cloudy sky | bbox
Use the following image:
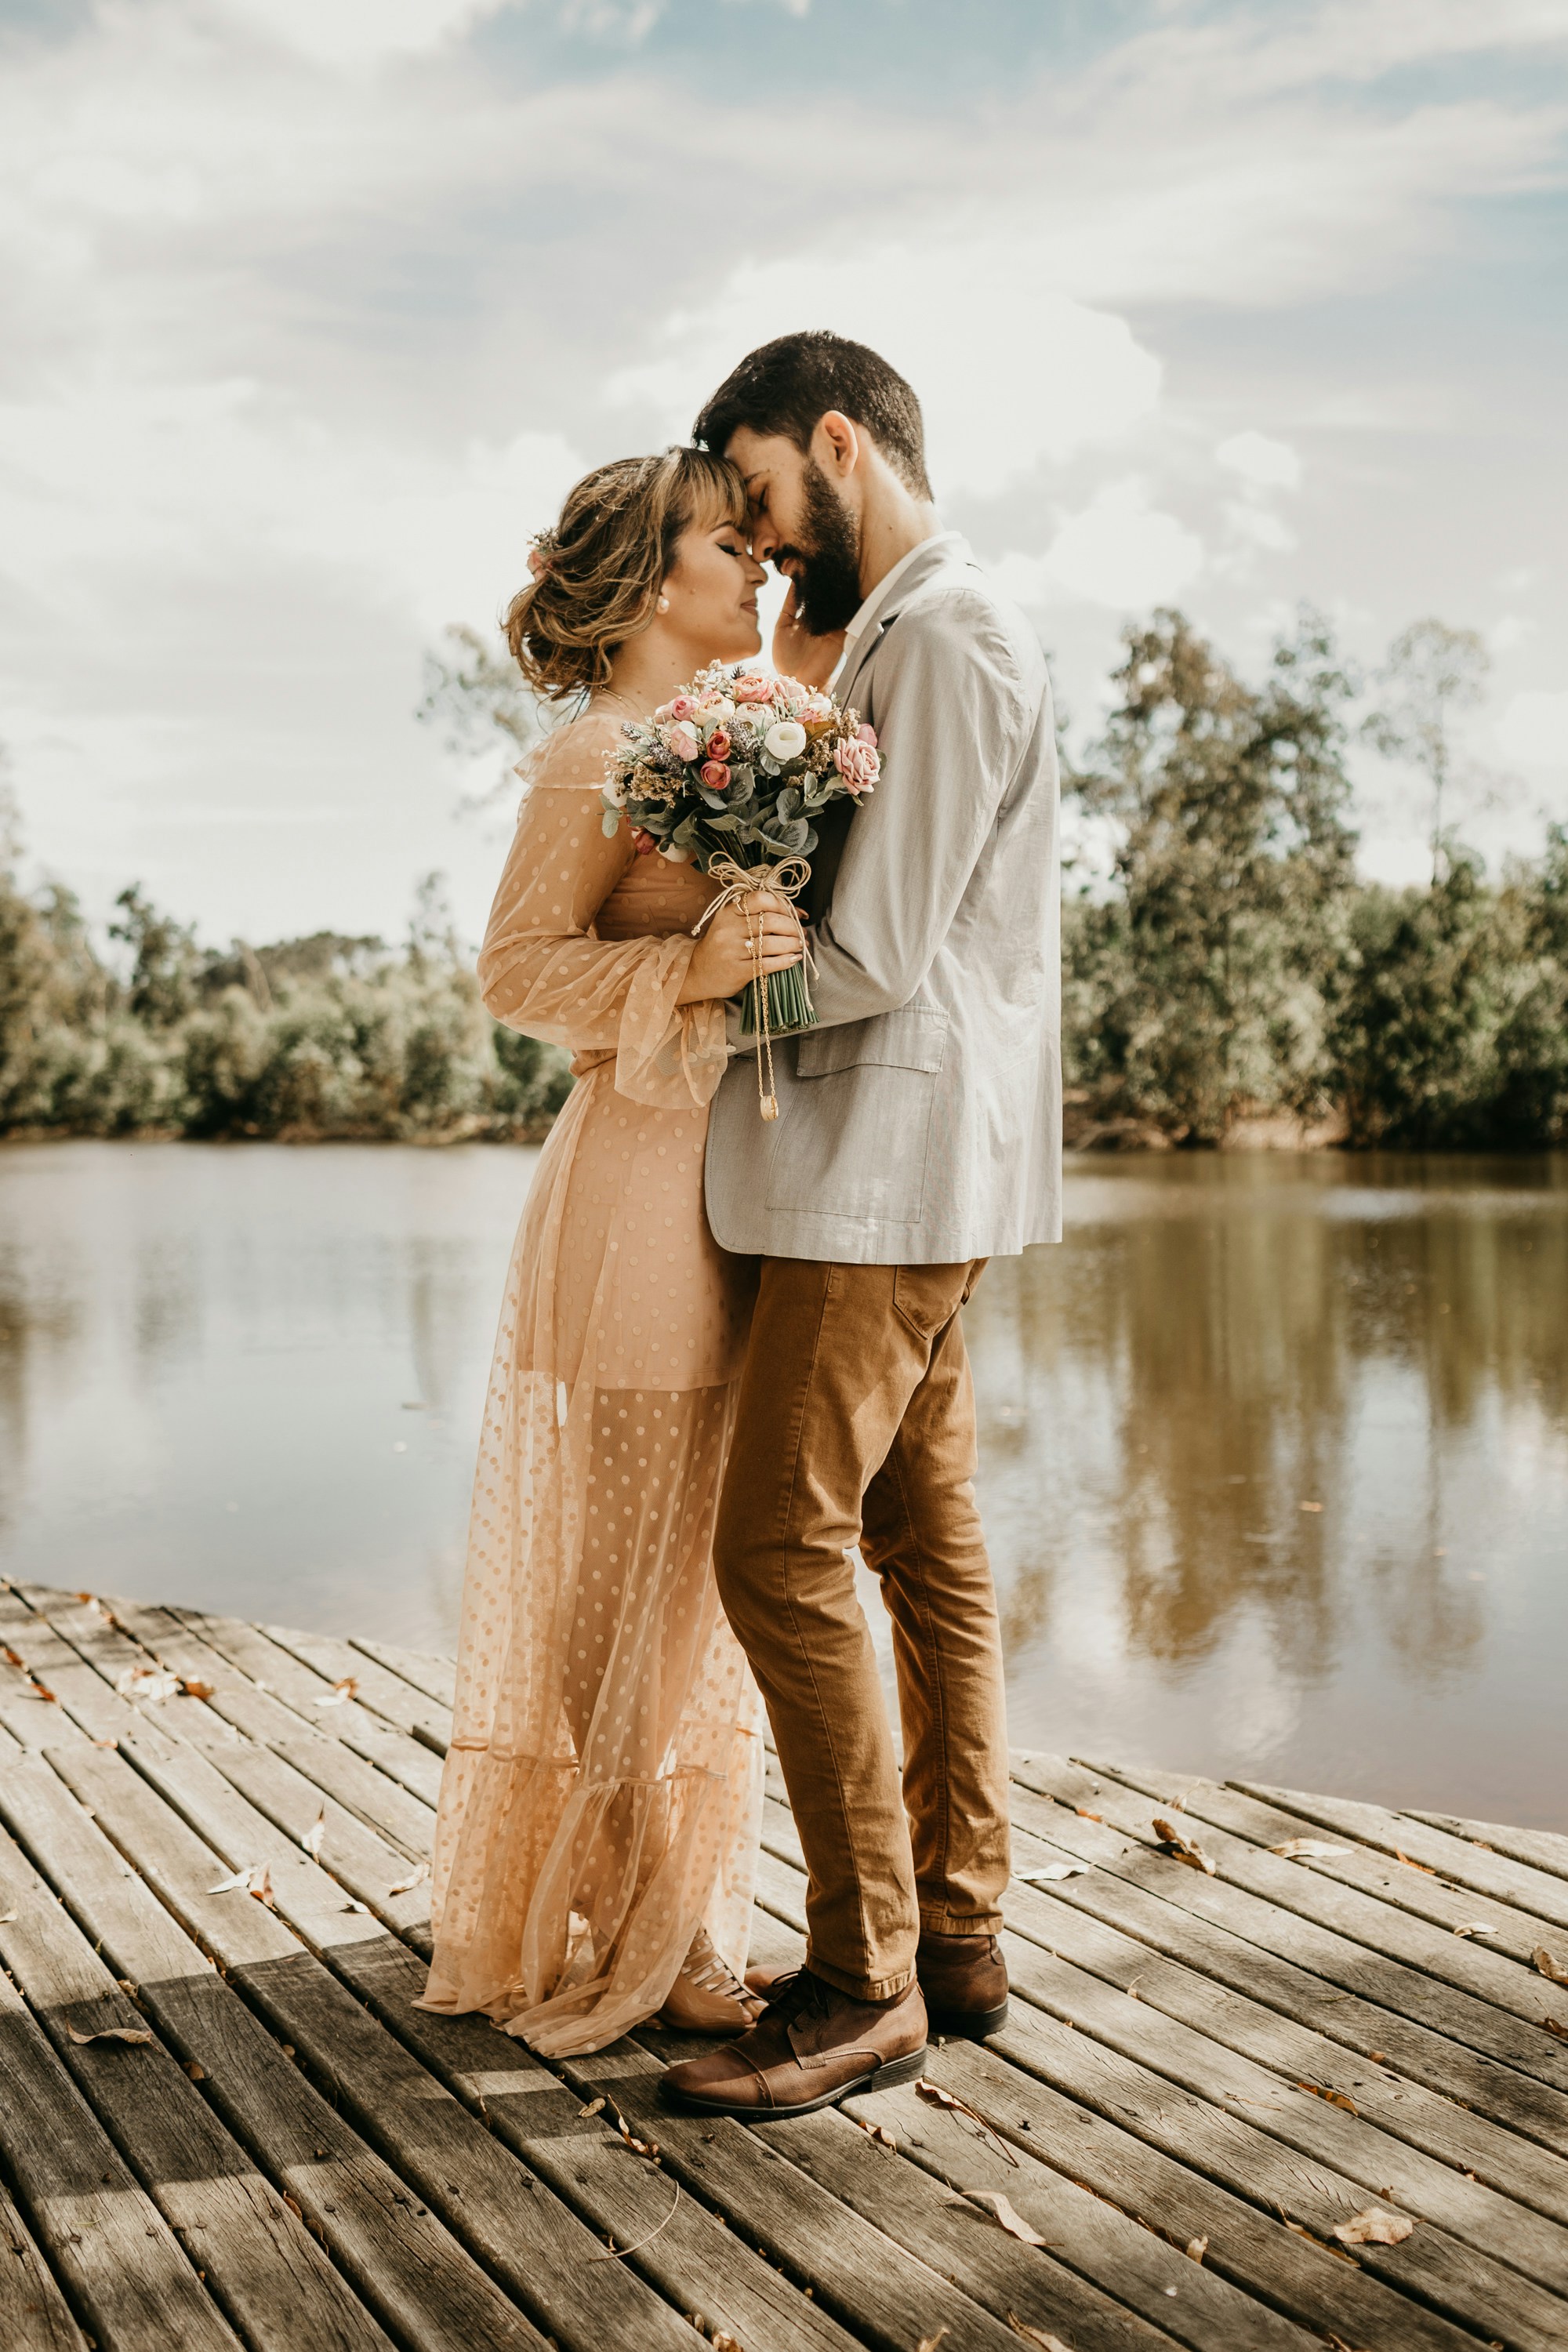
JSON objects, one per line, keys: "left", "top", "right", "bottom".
{"left": 3, "top": 0, "right": 1566, "bottom": 948}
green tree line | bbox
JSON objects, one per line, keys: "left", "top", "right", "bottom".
{"left": 2, "top": 608, "right": 1564, "bottom": 1146}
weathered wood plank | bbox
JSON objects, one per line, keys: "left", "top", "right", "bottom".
{"left": 956, "top": 1802, "right": 1568, "bottom": 2220}
{"left": 1082, "top": 1756, "right": 1568, "bottom": 1982}
{"left": 0, "top": 1925, "right": 241, "bottom": 2352}
{"left": 114, "top": 1730, "right": 853, "bottom": 2352}
{"left": 0, "top": 1824, "right": 394, "bottom": 2352}
{"left": 347, "top": 1640, "right": 456, "bottom": 1710}
{"left": 1017, "top": 1755, "right": 1568, "bottom": 2095}
{"left": 1410, "top": 1808, "right": 1568, "bottom": 1886}
{"left": 1000, "top": 1766, "right": 1568, "bottom": 2159}
{"left": 728, "top": 1917, "right": 1311, "bottom": 2352}
{"left": 169, "top": 1613, "right": 446, "bottom": 1800}
{"left": 750, "top": 1850, "right": 1482, "bottom": 2352}
{"left": 0, "top": 2174, "right": 91, "bottom": 2352}
{"left": 267, "top": 1734, "right": 434, "bottom": 1860}
{"left": 1239, "top": 1779, "right": 1568, "bottom": 1938}
{"left": 259, "top": 1627, "right": 451, "bottom": 1753}
{"left": 0, "top": 1585, "right": 141, "bottom": 1744}
{"left": 0, "top": 1752, "right": 553, "bottom": 2352}
{"left": 0, "top": 1649, "right": 88, "bottom": 1751}
{"left": 567, "top": 2031, "right": 1173, "bottom": 2352}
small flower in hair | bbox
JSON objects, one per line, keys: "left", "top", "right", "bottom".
{"left": 527, "top": 526, "right": 560, "bottom": 579}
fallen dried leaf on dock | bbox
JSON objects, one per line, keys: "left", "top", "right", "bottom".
{"left": 850, "top": 2113, "right": 898, "bottom": 2150}
{"left": 114, "top": 1664, "right": 182, "bottom": 1705}
{"left": 1333, "top": 2207, "right": 1414, "bottom": 2246}
{"left": 206, "top": 1862, "right": 274, "bottom": 1905}
{"left": 313, "top": 1677, "right": 358, "bottom": 1708}
{"left": 971, "top": 2192, "right": 1046, "bottom": 2246}
{"left": 1185, "top": 2235, "right": 1208, "bottom": 2263}
{"left": 916, "top": 2077, "right": 1019, "bottom": 2164}
{"left": 1014, "top": 1862, "right": 1091, "bottom": 1885}
{"left": 1271, "top": 1838, "right": 1352, "bottom": 1860}
{"left": 300, "top": 1809, "right": 326, "bottom": 1859}
{"left": 1394, "top": 1849, "right": 1436, "bottom": 1875}
{"left": 1152, "top": 1818, "right": 1216, "bottom": 1875}
{"left": 578, "top": 2096, "right": 606, "bottom": 2118}
{"left": 1298, "top": 2081, "right": 1357, "bottom": 2115}
{"left": 915, "top": 2329, "right": 949, "bottom": 2352}
{"left": 387, "top": 1861, "right": 431, "bottom": 1895}
{"left": 1006, "top": 2320, "right": 1069, "bottom": 2352}
{"left": 68, "top": 2024, "right": 154, "bottom": 2046}
{"left": 0, "top": 1911, "right": 15, "bottom": 1923}
{"left": 1452, "top": 1922, "right": 1497, "bottom": 1938}
{"left": 1534, "top": 1947, "right": 1568, "bottom": 1987}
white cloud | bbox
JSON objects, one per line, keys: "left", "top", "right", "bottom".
{"left": 1217, "top": 431, "right": 1302, "bottom": 491}
{"left": 1498, "top": 691, "right": 1568, "bottom": 767}
{"left": 210, "top": 0, "right": 512, "bottom": 66}
{"left": 610, "top": 245, "right": 1162, "bottom": 501}
{"left": 996, "top": 481, "right": 1204, "bottom": 615}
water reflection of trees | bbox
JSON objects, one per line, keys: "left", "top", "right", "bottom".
{"left": 969, "top": 1162, "right": 1568, "bottom": 1692}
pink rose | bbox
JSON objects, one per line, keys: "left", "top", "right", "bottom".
{"left": 774, "top": 676, "right": 809, "bottom": 703}
{"left": 734, "top": 673, "right": 775, "bottom": 703}
{"left": 666, "top": 720, "right": 700, "bottom": 761}
{"left": 856, "top": 722, "right": 877, "bottom": 746}
{"left": 706, "top": 728, "right": 731, "bottom": 760}
{"left": 700, "top": 760, "right": 731, "bottom": 791}
{"left": 833, "top": 738, "right": 880, "bottom": 793}
{"left": 632, "top": 828, "right": 657, "bottom": 855}
{"left": 668, "top": 695, "right": 695, "bottom": 721}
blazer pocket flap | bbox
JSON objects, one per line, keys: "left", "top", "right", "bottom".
{"left": 794, "top": 1006, "right": 949, "bottom": 1080}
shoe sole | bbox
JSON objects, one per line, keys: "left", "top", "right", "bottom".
{"left": 661, "top": 2044, "right": 929, "bottom": 2118}
{"left": 922, "top": 1998, "right": 1009, "bottom": 2039}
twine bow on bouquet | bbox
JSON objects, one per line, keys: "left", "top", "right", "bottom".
{"left": 691, "top": 853, "right": 814, "bottom": 1121}
{"left": 600, "top": 662, "right": 881, "bottom": 1122}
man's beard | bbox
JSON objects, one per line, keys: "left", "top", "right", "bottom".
{"left": 778, "top": 457, "right": 863, "bottom": 637}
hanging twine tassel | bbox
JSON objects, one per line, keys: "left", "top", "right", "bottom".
{"left": 692, "top": 855, "right": 812, "bottom": 1123}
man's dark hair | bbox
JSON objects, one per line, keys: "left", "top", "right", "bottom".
{"left": 693, "top": 331, "right": 932, "bottom": 501}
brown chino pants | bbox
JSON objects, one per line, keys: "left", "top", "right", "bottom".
{"left": 713, "top": 1258, "right": 1011, "bottom": 2001}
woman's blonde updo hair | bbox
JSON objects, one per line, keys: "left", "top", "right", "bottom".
{"left": 505, "top": 446, "right": 748, "bottom": 702}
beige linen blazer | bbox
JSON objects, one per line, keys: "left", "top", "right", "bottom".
{"left": 704, "top": 532, "right": 1061, "bottom": 1265}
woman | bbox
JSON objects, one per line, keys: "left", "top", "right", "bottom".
{"left": 418, "top": 448, "right": 804, "bottom": 2056}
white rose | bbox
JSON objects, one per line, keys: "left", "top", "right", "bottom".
{"left": 764, "top": 720, "right": 808, "bottom": 762}
{"left": 706, "top": 696, "right": 735, "bottom": 723}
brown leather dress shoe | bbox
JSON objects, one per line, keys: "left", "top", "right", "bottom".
{"left": 661, "top": 1969, "right": 927, "bottom": 2116}
{"left": 917, "top": 1929, "right": 1009, "bottom": 2037}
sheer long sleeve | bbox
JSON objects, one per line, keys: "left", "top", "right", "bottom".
{"left": 477, "top": 718, "right": 729, "bottom": 1109}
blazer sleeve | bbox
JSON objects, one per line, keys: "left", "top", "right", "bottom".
{"left": 477, "top": 720, "right": 730, "bottom": 1109}
{"left": 805, "top": 586, "right": 1037, "bottom": 1026}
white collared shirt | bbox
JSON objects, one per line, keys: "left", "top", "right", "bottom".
{"left": 832, "top": 528, "right": 964, "bottom": 688}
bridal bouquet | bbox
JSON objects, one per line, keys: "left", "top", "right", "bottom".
{"left": 601, "top": 664, "right": 879, "bottom": 1051}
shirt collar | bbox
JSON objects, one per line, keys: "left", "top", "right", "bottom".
{"left": 832, "top": 529, "right": 964, "bottom": 687}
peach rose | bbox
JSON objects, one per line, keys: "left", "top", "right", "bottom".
{"left": 668, "top": 695, "right": 695, "bottom": 721}
{"left": 856, "top": 722, "right": 878, "bottom": 746}
{"left": 706, "top": 728, "right": 731, "bottom": 760}
{"left": 833, "top": 738, "right": 880, "bottom": 793}
{"left": 700, "top": 760, "right": 731, "bottom": 790}
{"left": 665, "top": 721, "right": 700, "bottom": 761}
{"left": 734, "top": 673, "right": 775, "bottom": 703}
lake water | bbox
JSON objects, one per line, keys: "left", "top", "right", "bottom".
{"left": 2, "top": 1142, "right": 1564, "bottom": 1828}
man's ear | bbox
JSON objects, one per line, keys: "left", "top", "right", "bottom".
{"left": 814, "top": 411, "right": 860, "bottom": 481}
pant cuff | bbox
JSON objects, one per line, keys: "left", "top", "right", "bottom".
{"left": 806, "top": 1949, "right": 916, "bottom": 2003}
{"left": 917, "top": 1907, "right": 1006, "bottom": 1936}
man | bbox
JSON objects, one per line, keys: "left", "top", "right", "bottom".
{"left": 663, "top": 332, "right": 1061, "bottom": 2117}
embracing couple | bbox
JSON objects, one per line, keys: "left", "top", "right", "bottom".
{"left": 419, "top": 332, "right": 1062, "bottom": 2118}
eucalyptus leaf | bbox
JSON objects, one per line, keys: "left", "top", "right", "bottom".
{"left": 601, "top": 812, "right": 622, "bottom": 837}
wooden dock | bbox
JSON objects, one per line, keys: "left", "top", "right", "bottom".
{"left": 2, "top": 1580, "right": 1568, "bottom": 2352}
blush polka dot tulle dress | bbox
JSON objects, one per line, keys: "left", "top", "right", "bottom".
{"left": 417, "top": 711, "right": 764, "bottom": 2056}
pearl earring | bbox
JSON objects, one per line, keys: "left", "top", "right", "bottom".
{"left": 657, "top": 594, "right": 670, "bottom": 613}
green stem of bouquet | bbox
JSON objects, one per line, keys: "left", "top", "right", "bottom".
{"left": 739, "top": 962, "right": 815, "bottom": 1037}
